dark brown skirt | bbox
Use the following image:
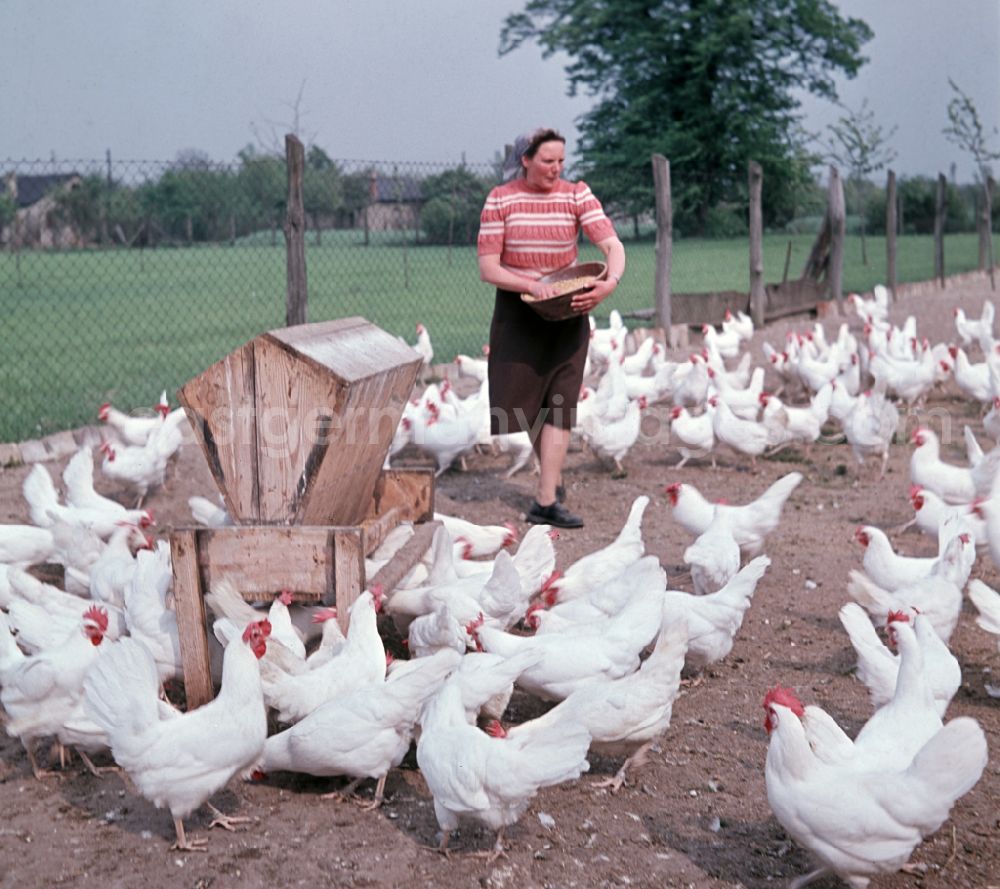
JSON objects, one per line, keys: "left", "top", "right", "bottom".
{"left": 488, "top": 288, "right": 589, "bottom": 436}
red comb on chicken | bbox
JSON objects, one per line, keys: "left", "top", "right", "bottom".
{"left": 763, "top": 685, "right": 804, "bottom": 732}
{"left": 485, "top": 720, "right": 508, "bottom": 739}
{"left": 98, "top": 402, "right": 111, "bottom": 421}
{"left": 465, "top": 612, "right": 486, "bottom": 652}
{"left": 310, "top": 607, "right": 338, "bottom": 624}
{"left": 278, "top": 588, "right": 294, "bottom": 606}
{"left": 664, "top": 482, "right": 681, "bottom": 506}
{"left": 370, "top": 583, "right": 386, "bottom": 612}
{"left": 539, "top": 570, "right": 562, "bottom": 607}
{"left": 854, "top": 527, "right": 871, "bottom": 548}
{"left": 502, "top": 522, "right": 519, "bottom": 549}
{"left": 82, "top": 605, "right": 110, "bottom": 645}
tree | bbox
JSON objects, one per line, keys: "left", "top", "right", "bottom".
{"left": 500, "top": 0, "right": 872, "bottom": 234}
{"left": 822, "top": 98, "right": 897, "bottom": 264}
{"left": 303, "top": 145, "right": 343, "bottom": 245}
{"left": 419, "top": 167, "right": 492, "bottom": 247}
{"left": 943, "top": 78, "right": 1000, "bottom": 275}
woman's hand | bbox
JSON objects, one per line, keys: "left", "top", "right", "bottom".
{"left": 571, "top": 277, "right": 616, "bottom": 313}
{"left": 529, "top": 279, "right": 559, "bottom": 300}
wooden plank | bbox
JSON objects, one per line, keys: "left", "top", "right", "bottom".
{"left": 368, "top": 468, "right": 435, "bottom": 523}
{"left": 177, "top": 339, "right": 259, "bottom": 523}
{"left": 196, "top": 526, "right": 334, "bottom": 598}
{"left": 284, "top": 134, "right": 308, "bottom": 327}
{"left": 170, "top": 529, "right": 214, "bottom": 710}
{"left": 270, "top": 316, "right": 423, "bottom": 383}
{"left": 300, "top": 358, "right": 422, "bottom": 527}
{"left": 360, "top": 506, "right": 402, "bottom": 556}
{"left": 332, "top": 529, "right": 365, "bottom": 633}
{"left": 252, "top": 335, "right": 343, "bottom": 524}
{"left": 369, "top": 520, "right": 441, "bottom": 599}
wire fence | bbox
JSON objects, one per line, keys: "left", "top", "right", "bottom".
{"left": 1, "top": 154, "right": 995, "bottom": 444}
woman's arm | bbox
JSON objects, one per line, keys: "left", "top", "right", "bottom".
{"left": 570, "top": 236, "right": 625, "bottom": 313}
{"left": 479, "top": 254, "right": 558, "bottom": 299}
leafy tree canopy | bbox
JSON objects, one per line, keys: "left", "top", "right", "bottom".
{"left": 500, "top": 0, "right": 872, "bottom": 232}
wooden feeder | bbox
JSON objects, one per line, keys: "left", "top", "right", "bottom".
{"left": 170, "top": 317, "right": 439, "bottom": 708}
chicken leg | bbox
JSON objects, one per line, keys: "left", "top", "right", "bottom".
{"left": 591, "top": 740, "right": 656, "bottom": 794}
{"left": 206, "top": 802, "right": 252, "bottom": 833}
{"left": 171, "top": 818, "right": 207, "bottom": 852}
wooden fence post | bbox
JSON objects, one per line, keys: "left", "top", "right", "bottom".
{"left": 982, "top": 177, "right": 996, "bottom": 290}
{"left": 885, "top": 169, "right": 897, "bottom": 301}
{"left": 827, "top": 165, "right": 846, "bottom": 312}
{"left": 748, "top": 160, "right": 765, "bottom": 328}
{"left": 284, "top": 133, "right": 308, "bottom": 326}
{"left": 934, "top": 172, "right": 947, "bottom": 287}
{"left": 652, "top": 154, "right": 672, "bottom": 332}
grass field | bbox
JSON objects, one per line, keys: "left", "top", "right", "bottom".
{"left": 0, "top": 230, "right": 992, "bottom": 443}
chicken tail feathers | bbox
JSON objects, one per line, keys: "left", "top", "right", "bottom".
{"left": 22, "top": 464, "right": 59, "bottom": 528}
{"left": 507, "top": 715, "right": 591, "bottom": 790}
{"left": 968, "top": 579, "right": 1000, "bottom": 635}
{"left": 83, "top": 637, "right": 161, "bottom": 739}
{"left": 846, "top": 569, "right": 896, "bottom": 623}
{"left": 900, "top": 717, "right": 988, "bottom": 834}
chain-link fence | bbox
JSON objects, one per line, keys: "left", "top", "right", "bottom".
{"left": 1, "top": 154, "right": 994, "bottom": 443}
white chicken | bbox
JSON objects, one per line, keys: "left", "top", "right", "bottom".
{"left": 663, "top": 555, "right": 770, "bottom": 669}
{"left": 0, "top": 604, "right": 110, "bottom": 779}
{"left": 948, "top": 345, "right": 993, "bottom": 402}
{"left": 722, "top": 308, "right": 754, "bottom": 342}
{"left": 259, "top": 648, "right": 462, "bottom": 808}
{"left": 98, "top": 397, "right": 163, "bottom": 446}
{"left": 668, "top": 405, "right": 716, "bottom": 469}
{"left": 506, "top": 617, "right": 688, "bottom": 793}
{"left": 760, "top": 384, "right": 832, "bottom": 452}
{"left": 683, "top": 508, "right": 741, "bottom": 595}
{"left": 413, "top": 322, "right": 434, "bottom": 373}
{"left": 709, "top": 395, "right": 776, "bottom": 466}
{"left": 954, "top": 301, "right": 995, "bottom": 352}
{"left": 538, "top": 495, "right": 648, "bottom": 606}
{"left": 909, "top": 426, "right": 976, "bottom": 505}
{"left": 416, "top": 676, "right": 591, "bottom": 858}
{"left": 846, "top": 531, "right": 974, "bottom": 643}
{"left": 902, "top": 485, "right": 986, "bottom": 546}
{"left": 122, "top": 543, "right": 183, "bottom": 683}
{"left": 434, "top": 512, "right": 518, "bottom": 559}
{"left": 853, "top": 524, "right": 939, "bottom": 592}
{"left": 87, "top": 522, "right": 152, "bottom": 609}
{"left": 967, "top": 580, "right": 1000, "bottom": 695}
{"left": 838, "top": 604, "right": 961, "bottom": 717}
{"left": 763, "top": 684, "right": 987, "bottom": 889}
{"left": 701, "top": 323, "right": 742, "bottom": 360}
{"left": 22, "top": 463, "right": 154, "bottom": 538}
{"left": 252, "top": 588, "right": 386, "bottom": 724}
{"left": 469, "top": 583, "right": 664, "bottom": 701}
{"left": 83, "top": 623, "right": 270, "bottom": 851}
{"left": 581, "top": 395, "right": 645, "bottom": 477}
{"left": 665, "top": 472, "right": 802, "bottom": 558}
{"left": 409, "top": 388, "right": 482, "bottom": 476}
{"left": 840, "top": 384, "right": 900, "bottom": 478}
{"left": 0, "top": 523, "right": 55, "bottom": 566}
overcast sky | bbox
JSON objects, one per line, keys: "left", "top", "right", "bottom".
{"left": 4, "top": 0, "right": 998, "bottom": 180}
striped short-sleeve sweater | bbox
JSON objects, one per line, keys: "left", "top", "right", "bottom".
{"left": 477, "top": 178, "right": 616, "bottom": 279}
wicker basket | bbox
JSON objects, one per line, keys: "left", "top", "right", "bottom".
{"left": 520, "top": 261, "right": 608, "bottom": 322}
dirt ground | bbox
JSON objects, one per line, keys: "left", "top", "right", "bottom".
{"left": 1, "top": 279, "right": 999, "bottom": 889}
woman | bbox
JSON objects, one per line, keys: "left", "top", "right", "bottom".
{"left": 478, "top": 128, "right": 626, "bottom": 529}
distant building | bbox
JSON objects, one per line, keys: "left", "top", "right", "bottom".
{"left": 1, "top": 172, "right": 84, "bottom": 248}
{"left": 365, "top": 170, "right": 424, "bottom": 231}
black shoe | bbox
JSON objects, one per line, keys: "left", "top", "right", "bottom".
{"left": 555, "top": 484, "right": 566, "bottom": 503}
{"left": 527, "top": 499, "right": 583, "bottom": 529}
